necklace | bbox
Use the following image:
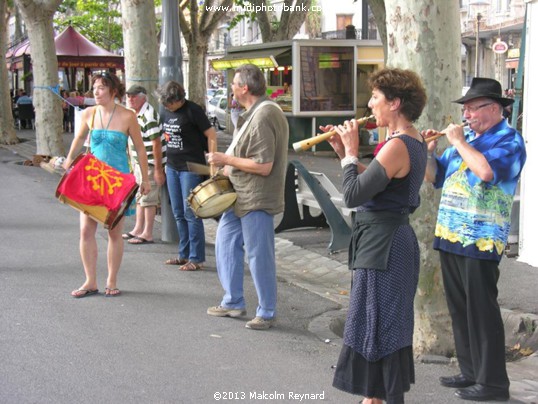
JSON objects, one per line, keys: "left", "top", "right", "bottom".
{"left": 98, "top": 103, "right": 117, "bottom": 132}
{"left": 389, "top": 123, "right": 414, "bottom": 139}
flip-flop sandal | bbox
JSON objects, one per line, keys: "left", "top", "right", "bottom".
{"left": 122, "top": 232, "right": 136, "bottom": 240}
{"left": 179, "top": 262, "right": 203, "bottom": 271}
{"left": 165, "top": 258, "right": 188, "bottom": 265}
{"left": 71, "top": 288, "right": 99, "bottom": 298}
{"left": 128, "top": 236, "right": 154, "bottom": 245}
{"left": 105, "top": 287, "right": 122, "bottom": 297}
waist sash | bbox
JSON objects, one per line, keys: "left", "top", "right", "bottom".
{"left": 349, "top": 210, "right": 410, "bottom": 271}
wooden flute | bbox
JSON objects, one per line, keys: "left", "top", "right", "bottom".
{"left": 425, "top": 121, "right": 470, "bottom": 143}
{"left": 292, "top": 115, "right": 375, "bottom": 152}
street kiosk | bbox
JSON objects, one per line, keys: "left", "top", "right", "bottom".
{"left": 211, "top": 39, "right": 384, "bottom": 151}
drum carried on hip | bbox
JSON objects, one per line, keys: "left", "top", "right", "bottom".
{"left": 56, "top": 153, "right": 138, "bottom": 229}
{"left": 188, "top": 175, "right": 237, "bottom": 218}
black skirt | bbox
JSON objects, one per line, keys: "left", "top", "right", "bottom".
{"left": 333, "top": 344, "right": 415, "bottom": 403}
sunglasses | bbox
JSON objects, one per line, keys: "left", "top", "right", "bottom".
{"left": 94, "top": 71, "right": 113, "bottom": 81}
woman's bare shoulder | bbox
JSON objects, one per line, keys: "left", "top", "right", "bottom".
{"left": 82, "top": 105, "right": 96, "bottom": 117}
{"left": 375, "top": 137, "right": 409, "bottom": 175}
{"left": 79, "top": 106, "right": 97, "bottom": 126}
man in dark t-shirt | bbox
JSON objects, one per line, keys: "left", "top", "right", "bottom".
{"left": 160, "top": 99, "right": 212, "bottom": 170}
{"left": 156, "top": 81, "right": 217, "bottom": 271}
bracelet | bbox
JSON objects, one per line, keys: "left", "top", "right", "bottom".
{"left": 340, "top": 156, "right": 359, "bottom": 168}
{"left": 427, "top": 153, "right": 436, "bottom": 160}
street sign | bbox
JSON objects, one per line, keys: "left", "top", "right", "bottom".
{"left": 492, "top": 40, "right": 509, "bottom": 54}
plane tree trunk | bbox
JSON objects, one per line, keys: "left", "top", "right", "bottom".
{"left": 372, "top": 0, "right": 464, "bottom": 356}
{"left": 14, "top": 0, "right": 64, "bottom": 156}
{"left": 0, "top": 0, "right": 19, "bottom": 145}
{"left": 120, "top": 0, "right": 159, "bottom": 108}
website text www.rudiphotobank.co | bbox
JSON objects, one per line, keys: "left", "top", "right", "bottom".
{"left": 203, "top": 2, "right": 322, "bottom": 14}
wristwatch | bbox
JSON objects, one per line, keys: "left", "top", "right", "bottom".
{"left": 340, "top": 156, "right": 359, "bottom": 168}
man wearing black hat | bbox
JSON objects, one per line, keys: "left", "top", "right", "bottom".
{"left": 424, "top": 78, "right": 527, "bottom": 402}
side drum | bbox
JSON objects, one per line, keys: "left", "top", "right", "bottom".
{"left": 56, "top": 153, "right": 138, "bottom": 229}
{"left": 188, "top": 175, "right": 237, "bottom": 218}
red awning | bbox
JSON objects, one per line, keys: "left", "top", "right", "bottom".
{"left": 54, "top": 26, "right": 118, "bottom": 57}
{"left": 5, "top": 26, "right": 124, "bottom": 69}
{"left": 13, "top": 40, "right": 30, "bottom": 58}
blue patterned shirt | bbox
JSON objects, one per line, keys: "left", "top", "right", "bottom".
{"left": 433, "top": 119, "right": 526, "bottom": 261}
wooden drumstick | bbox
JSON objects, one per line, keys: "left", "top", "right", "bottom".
{"left": 187, "top": 161, "right": 211, "bottom": 176}
{"left": 210, "top": 163, "right": 217, "bottom": 176}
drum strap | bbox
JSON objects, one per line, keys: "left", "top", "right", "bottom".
{"left": 225, "top": 100, "right": 282, "bottom": 156}
{"left": 85, "top": 109, "right": 97, "bottom": 154}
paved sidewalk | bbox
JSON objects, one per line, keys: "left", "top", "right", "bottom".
{"left": 3, "top": 129, "right": 537, "bottom": 402}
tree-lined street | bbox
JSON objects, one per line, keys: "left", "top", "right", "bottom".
{"left": 2, "top": 1, "right": 537, "bottom": 401}
{"left": 0, "top": 145, "right": 455, "bottom": 404}
{"left": 1, "top": 131, "right": 537, "bottom": 403}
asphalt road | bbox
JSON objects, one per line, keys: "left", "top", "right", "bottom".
{"left": 0, "top": 143, "right": 510, "bottom": 403}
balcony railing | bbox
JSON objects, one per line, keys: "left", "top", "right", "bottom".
{"left": 461, "top": 15, "right": 525, "bottom": 38}
{"left": 321, "top": 28, "right": 378, "bottom": 40}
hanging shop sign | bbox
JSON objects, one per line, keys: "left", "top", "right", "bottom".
{"left": 492, "top": 39, "right": 509, "bottom": 54}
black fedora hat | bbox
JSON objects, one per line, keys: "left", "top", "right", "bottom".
{"left": 454, "top": 77, "right": 514, "bottom": 107}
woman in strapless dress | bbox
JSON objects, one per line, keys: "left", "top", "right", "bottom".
{"left": 64, "top": 72, "right": 151, "bottom": 298}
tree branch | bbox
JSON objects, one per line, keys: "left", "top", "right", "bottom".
{"left": 249, "top": 0, "right": 272, "bottom": 42}
{"left": 178, "top": 0, "right": 192, "bottom": 43}
{"left": 201, "top": 0, "right": 233, "bottom": 36}
{"left": 281, "top": 0, "right": 311, "bottom": 40}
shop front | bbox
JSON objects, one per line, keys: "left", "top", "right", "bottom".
{"left": 211, "top": 39, "right": 384, "bottom": 152}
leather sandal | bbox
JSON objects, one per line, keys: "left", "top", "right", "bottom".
{"left": 179, "top": 261, "right": 203, "bottom": 271}
{"left": 165, "top": 258, "right": 188, "bottom": 265}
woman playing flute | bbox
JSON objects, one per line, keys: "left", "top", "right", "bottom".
{"left": 324, "top": 68, "right": 427, "bottom": 404}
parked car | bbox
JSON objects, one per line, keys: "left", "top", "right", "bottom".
{"left": 206, "top": 87, "right": 226, "bottom": 112}
{"left": 213, "top": 87, "right": 227, "bottom": 99}
{"left": 206, "top": 88, "right": 218, "bottom": 103}
{"left": 206, "top": 94, "right": 220, "bottom": 118}
{"left": 208, "top": 94, "right": 228, "bottom": 130}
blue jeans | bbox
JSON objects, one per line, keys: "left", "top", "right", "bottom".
{"left": 165, "top": 167, "right": 205, "bottom": 263}
{"left": 215, "top": 209, "right": 277, "bottom": 319}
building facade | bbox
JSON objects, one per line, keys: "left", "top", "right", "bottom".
{"left": 518, "top": 0, "right": 536, "bottom": 266}
{"left": 205, "top": 0, "right": 375, "bottom": 90}
{"left": 460, "top": 0, "right": 526, "bottom": 89}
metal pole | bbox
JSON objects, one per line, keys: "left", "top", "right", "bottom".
{"left": 475, "top": 14, "right": 482, "bottom": 77}
{"left": 222, "top": 28, "right": 231, "bottom": 132}
{"left": 158, "top": 0, "right": 183, "bottom": 243}
{"left": 223, "top": 32, "right": 228, "bottom": 86}
{"left": 159, "top": 0, "right": 184, "bottom": 86}
{"left": 511, "top": 4, "right": 527, "bottom": 129}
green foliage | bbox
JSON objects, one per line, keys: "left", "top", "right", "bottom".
{"left": 228, "top": 0, "right": 258, "bottom": 30}
{"left": 54, "top": 0, "right": 123, "bottom": 51}
{"left": 226, "top": 0, "right": 309, "bottom": 42}
{"left": 20, "top": 71, "right": 32, "bottom": 81}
